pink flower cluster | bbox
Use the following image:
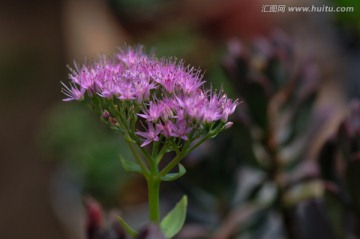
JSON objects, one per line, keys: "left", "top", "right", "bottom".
{"left": 63, "top": 46, "right": 238, "bottom": 146}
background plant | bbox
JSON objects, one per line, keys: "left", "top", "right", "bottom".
{"left": 318, "top": 100, "right": 360, "bottom": 239}
{"left": 169, "top": 31, "right": 326, "bottom": 239}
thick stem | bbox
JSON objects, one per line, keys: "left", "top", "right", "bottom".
{"left": 147, "top": 177, "right": 161, "bottom": 223}
{"left": 148, "top": 141, "right": 161, "bottom": 224}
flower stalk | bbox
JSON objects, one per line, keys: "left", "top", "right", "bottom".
{"left": 147, "top": 176, "right": 161, "bottom": 223}
{"left": 62, "top": 45, "right": 238, "bottom": 236}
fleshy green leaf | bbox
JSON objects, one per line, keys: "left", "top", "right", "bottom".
{"left": 118, "top": 215, "right": 138, "bottom": 237}
{"left": 160, "top": 195, "right": 188, "bottom": 238}
{"left": 161, "top": 164, "right": 186, "bottom": 181}
{"left": 119, "top": 155, "right": 142, "bottom": 174}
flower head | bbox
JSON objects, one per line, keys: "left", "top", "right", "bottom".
{"left": 62, "top": 45, "right": 238, "bottom": 147}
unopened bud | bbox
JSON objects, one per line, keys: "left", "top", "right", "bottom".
{"left": 108, "top": 117, "right": 119, "bottom": 127}
{"left": 224, "top": 121, "right": 233, "bottom": 129}
{"left": 102, "top": 110, "right": 110, "bottom": 120}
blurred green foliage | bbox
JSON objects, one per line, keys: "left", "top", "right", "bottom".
{"left": 40, "top": 103, "right": 132, "bottom": 206}
{"left": 332, "top": 0, "right": 360, "bottom": 23}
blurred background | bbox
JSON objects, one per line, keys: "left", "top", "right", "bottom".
{"left": 0, "top": 0, "right": 359, "bottom": 238}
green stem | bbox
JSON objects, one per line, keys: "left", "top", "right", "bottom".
{"left": 152, "top": 140, "right": 160, "bottom": 159}
{"left": 186, "top": 123, "right": 224, "bottom": 154}
{"left": 156, "top": 145, "right": 168, "bottom": 164}
{"left": 126, "top": 141, "right": 150, "bottom": 176}
{"left": 159, "top": 153, "right": 183, "bottom": 177}
{"left": 147, "top": 176, "right": 161, "bottom": 223}
{"left": 137, "top": 142, "right": 153, "bottom": 161}
{"left": 148, "top": 141, "right": 161, "bottom": 223}
{"left": 168, "top": 139, "right": 180, "bottom": 154}
{"left": 160, "top": 141, "right": 190, "bottom": 177}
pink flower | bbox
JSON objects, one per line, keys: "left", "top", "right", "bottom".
{"left": 136, "top": 123, "right": 161, "bottom": 147}
{"left": 156, "top": 121, "right": 175, "bottom": 138}
{"left": 176, "top": 93, "right": 206, "bottom": 120}
{"left": 151, "top": 61, "right": 178, "bottom": 93}
{"left": 138, "top": 101, "right": 163, "bottom": 122}
{"left": 170, "top": 119, "right": 192, "bottom": 140}
{"left": 220, "top": 97, "right": 239, "bottom": 121}
{"left": 117, "top": 45, "right": 148, "bottom": 65}
{"left": 62, "top": 45, "right": 238, "bottom": 147}
{"left": 61, "top": 82, "right": 85, "bottom": 101}
{"left": 177, "top": 68, "right": 205, "bottom": 94}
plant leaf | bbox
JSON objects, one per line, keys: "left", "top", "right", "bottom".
{"left": 161, "top": 164, "right": 186, "bottom": 181}
{"left": 119, "top": 155, "right": 142, "bottom": 174}
{"left": 160, "top": 195, "right": 188, "bottom": 238}
{"left": 118, "top": 215, "right": 138, "bottom": 237}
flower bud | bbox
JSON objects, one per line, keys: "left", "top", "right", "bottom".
{"left": 224, "top": 121, "right": 233, "bottom": 129}
{"left": 102, "top": 110, "right": 110, "bottom": 120}
{"left": 108, "top": 117, "right": 119, "bottom": 127}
